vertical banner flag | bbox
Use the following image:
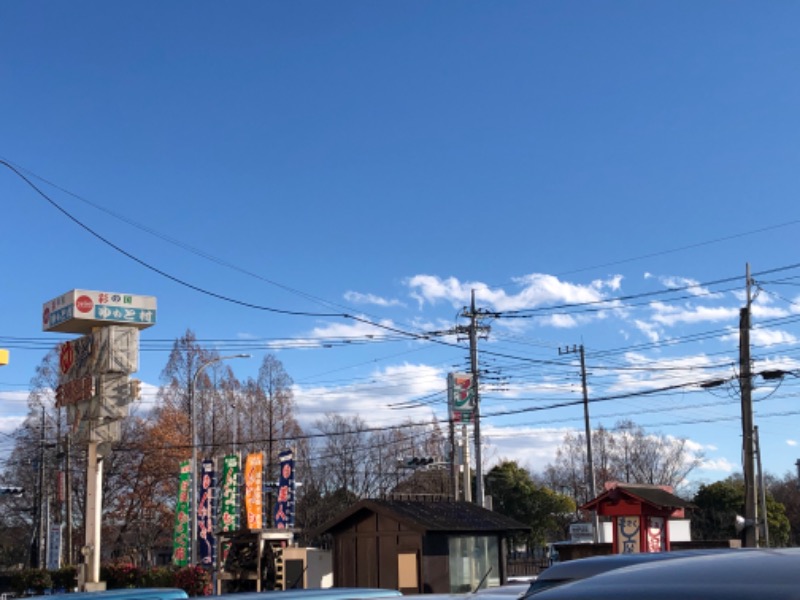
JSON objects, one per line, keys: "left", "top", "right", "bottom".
{"left": 244, "top": 453, "right": 263, "bottom": 529}
{"left": 173, "top": 460, "right": 191, "bottom": 566}
{"left": 447, "top": 372, "right": 475, "bottom": 422}
{"left": 198, "top": 459, "right": 216, "bottom": 566}
{"left": 47, "top": 524, "right": 63, "bottom": 571}
{"left": 273, "top": 449, "right": 295, "bottom": 529}
{"left": 219, "top": 455, "right": 240, "bottom": 563}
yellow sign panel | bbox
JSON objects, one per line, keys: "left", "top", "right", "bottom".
{"left": 0, "top": 349, "right": 8, "bottom": 366}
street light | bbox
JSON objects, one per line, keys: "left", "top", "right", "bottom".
{"left": 190, "top": 353, "right": 250, "bottom": 567}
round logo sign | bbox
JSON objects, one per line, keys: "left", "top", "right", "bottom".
{"left": 42, "top": 307, "right": 50, "bottom": 327}
{"left": 75, "top": 295, "right": 94, "bottom": 313}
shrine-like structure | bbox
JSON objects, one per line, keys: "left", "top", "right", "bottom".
{"left": 581, "top": 483, "right": 693, "bottom": 553}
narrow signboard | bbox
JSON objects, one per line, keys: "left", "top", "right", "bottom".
{"left": 173, "top": 460, "right": 191, "bottom": 566}
{"left": 219, "top": 455, "right": 239, "bottom": 563}
{"left": 244, "top": 453, "right": 263, "bottom": 530}
{"left": 273, "top": 449, "right": 295, "bottom": 529}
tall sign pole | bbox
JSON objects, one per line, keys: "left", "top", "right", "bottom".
{"left": 43, "top": 289, "right": 156, "bottom": 590}
{"left": 84, "top": 434, "right": 103, "bottom": 585}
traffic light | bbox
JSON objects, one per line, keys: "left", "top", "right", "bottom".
{"left": 0, "top": 486, "right": 23, "bottom": 496}
{"left": 399, "top": 457, "right": 437, "bottom": 468}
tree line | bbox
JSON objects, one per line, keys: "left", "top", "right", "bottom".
{"left": 1, "top": 328, "right": 798, "bottom": 569}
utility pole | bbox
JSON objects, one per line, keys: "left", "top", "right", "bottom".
{"left": 740, "top": 263, "right": 758, "bottom": 547}
{"left": 560, "top": 344, "right": 598, "bottom": 542}
{"left": 459, "top": 290, "right": 490, "bottom": 507}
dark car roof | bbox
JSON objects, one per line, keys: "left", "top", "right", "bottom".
{"left": 532, "top": 548, "right": 740, "bottom": 585}
{"left": 533, "top": 548, "right": 800, "bottom": 600}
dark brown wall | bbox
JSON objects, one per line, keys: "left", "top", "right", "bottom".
{"left": 332, "top": 510, "right": 424, "bottom": 591}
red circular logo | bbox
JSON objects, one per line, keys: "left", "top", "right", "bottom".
{"left": 76, "top": 295, "right": 94, "bottom": 313}
{"left": 42, "top": 307, "right": 50, "bottom": 327}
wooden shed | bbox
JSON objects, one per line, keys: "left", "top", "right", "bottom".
{"left": 316, "top": 499, "right": 530, "bottom": 594}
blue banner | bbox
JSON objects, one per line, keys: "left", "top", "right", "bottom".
{"left": 273, "top": 450, "right": 295, "bottom": 529}
{"left": 198, "top": 459, "right": 216, "bottom": 566}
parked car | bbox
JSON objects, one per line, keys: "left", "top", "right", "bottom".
{"left": 215, "top": 588, "right": 403, "bottom": 599}
{"left": 531, "top": 548, "right": 800, "bottom": 600}
{"left": 28, "top": 589, "right": 188, "bottom": 600}
{"left": 522, "top": 548, "right": 744, "bottom": 597}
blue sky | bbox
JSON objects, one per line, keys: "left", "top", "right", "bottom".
{"left": 3, "top": 1, "right": 800, "bottom": 489}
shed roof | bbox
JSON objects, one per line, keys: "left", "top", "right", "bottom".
{"left": 316, "top": 499, "right": 531, "bottom": 536}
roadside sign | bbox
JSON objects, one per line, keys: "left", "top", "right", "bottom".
{"left": 448, "top": 372, "right": 475, "bottom": 422}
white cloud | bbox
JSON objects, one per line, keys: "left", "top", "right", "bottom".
{"left": 267, "top": 317, "right": 405, "bottom": 349}
{"left": 293, "top": 362, "right": 446, "bottom": 429}
{"left": 405, "top": 273, "right": 623, "bottom": 313}
{"left": 481, "top": 426, "right": 568, "bottom": 473}
{"left": 633, "top": 319, "right": 660, "bottom": 342}
{"left": 344, "top": 291, "right": 405, "bottom": 308}
{"left": 699, "top": 457, "right": 736, "bottom": 473}
{"left": 749, "top": 328, "right": 798, "bottom": 347}
{"left": 787, "top": 440, "right": 797, "bottom": 447}
{"left": 649, "top": 302, "right": 738, "bottom": 327}
{"left": 658, "top": 275, "right": 720, "bottom": 298}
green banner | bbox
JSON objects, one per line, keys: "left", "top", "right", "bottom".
{"left": 172, "top": 459, "right": 191, "bottom": 566}
{"left": 219, "top": 455, "right": 239, "bottom": 563}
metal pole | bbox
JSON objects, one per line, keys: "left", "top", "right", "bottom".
{"left": 190, "top": 354, "right": 250, "bottom": 567}
{"left": 84, "top": 440, "right": 103, "bottom": 589}
{"left": 65, "top": 434, "right": 72, "bottom": 566}
{"left": 755, "top": 426, "right": 769, "bottom": 547}
{"left": 232, "top": 396, "right": 238, "bottom": 455}
{"left": 450, "top": 417, "right": 458, "bottom": 500}
{"left": 462, "top": 425, "right": 472, "bottom": 502}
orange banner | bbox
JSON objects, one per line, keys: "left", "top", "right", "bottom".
{"left": 244, "top": 453, "right": 263, "bottom": 529}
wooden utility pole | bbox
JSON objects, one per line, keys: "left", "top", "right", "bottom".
{"left": 459, "top": 291, "right": 490, "bottom": 507}
{"left": 740, "top": 263, "right": 758, "bottom": 547}
{"left": 560, "top": 344, "right": 599, "bottom": 542}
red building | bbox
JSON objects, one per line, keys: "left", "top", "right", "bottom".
{"left": 581, "top": 483, "right": 693, "bottom": 553}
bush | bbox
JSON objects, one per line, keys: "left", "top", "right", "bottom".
{"left": 10, "top": 569, "right": 52, "bottom": 595}
{"left": 174, "top": 565, "right": 212, "bottom": 596}
{"left": 51, "top": 566, "right": 78, "bottom": 592}
{"left": 141, "top": 565, "right": 178, "bottom": 588}
{"left": 101, "top": 562, "right": 144, "bottom": 589}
